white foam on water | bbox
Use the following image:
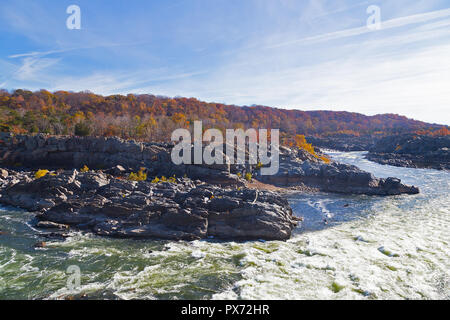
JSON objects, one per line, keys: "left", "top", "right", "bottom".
{"left": 0, "top": 151, "right": 449, "bottom": 299}
{"left": 214, "top": 152, "right": 449, "bottom": 300}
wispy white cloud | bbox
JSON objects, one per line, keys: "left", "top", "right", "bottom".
{"left": 206, "top": 44, "right": 450, "bottom": 124}
{"left": 311, "top": 1, "right": 371, "bottom": 19}
{"left": 8, "top": 41, "right": 151, "bottom": 59}
{"left": 14, "top": 57, "right": 60, "bottom": 81}
{"left": 150, "top": 7, "right": 450, "bottom": 125}
{"left": 8, "top": 49, "right": 68, "bottom": 59}
{"left": 49, "top": 69, "right": 208, "bottom": 95}
{"left": 266, "top": 7, "right": 450, "bottom": 48}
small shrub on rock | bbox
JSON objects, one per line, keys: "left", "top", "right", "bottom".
{"left": 35, "top": 169, "right": 49, "bottom": 179}
{"left": 151, "top": 177, "right": 160, "bottom": 183}
{"left": 128, "top": 168, "right": 147, "bottom": 181}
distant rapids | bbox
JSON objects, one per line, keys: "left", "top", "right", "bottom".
{"left": 0, "top": 151, "right": 448, "bottom": 299}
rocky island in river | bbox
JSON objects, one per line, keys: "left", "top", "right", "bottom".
{"left": 366, "top": 134, "right": 450, "bottom": 170}
{"left": 0, "top": 133, "right": 419, "bottom": 241}
{"left": 306, "top": 133, "right": 450, "bottom": 171}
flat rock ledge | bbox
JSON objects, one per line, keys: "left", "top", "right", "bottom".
{"left": 0, "top": 170, "right": 299, "bottom": 241}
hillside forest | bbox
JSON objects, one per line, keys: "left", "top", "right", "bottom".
{"left": 1, "top": 89, "right": 448, "bottom": 146}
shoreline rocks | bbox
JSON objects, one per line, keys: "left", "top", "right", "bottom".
{"left": 0, "top": 133, "right": 420, "bottom": 195}
{"left": 254, "top": 146, "right": 419, "bottom": 195}
{"left": 366, "top": 134, "right": 450, "bottom": 170}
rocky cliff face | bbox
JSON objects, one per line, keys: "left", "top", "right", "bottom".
{"left": 0, "top": 169, "right": 298, "bottom": 241}
{"left": 0, "top": 133, "right": 240, "bottom": 185}
{"left": 367, "top": 134, "right": 450, "bottom": 170}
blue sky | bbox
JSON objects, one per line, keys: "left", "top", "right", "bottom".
{"left": 1, "top": 0, "right": 449, "bottom": 125}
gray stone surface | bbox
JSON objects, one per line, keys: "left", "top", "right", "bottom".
{"left": 0, "top": 170, "right": 298, "bottom": 241}
{"left": 366, "top": 134, "right": 450, "bottom": 170}
{"left": 255, "top": 146, "right": 420, "bottom": 195}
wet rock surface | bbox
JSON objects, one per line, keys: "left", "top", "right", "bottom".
{"left": 366, "top": 134, "right": 450, "bottom": 170}
{"left": 0, "top": 170, "right": 298, "bottom": 241}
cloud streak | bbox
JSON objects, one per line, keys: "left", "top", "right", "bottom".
{"left": 8, "top": 41, "right": 151, "bottom": 59}
{"left": 13, "top": 57, "right": 60, "bottom": 81}
{"left": 266, "top": 7, "right": 450, "bottom": 48}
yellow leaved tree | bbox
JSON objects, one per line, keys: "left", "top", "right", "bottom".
{"left": 295, "top": 135, "right": 330, "bottom": 164}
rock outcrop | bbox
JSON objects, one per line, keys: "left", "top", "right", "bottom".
{"left": 255, "top": 147, "right": 420, "bottom": 195}
{"left": 0, "top": 134, "right": 423, "bottom": 242}
{"left": 366, "top": 134, "right": 450, "bottom": 170}
{"left": 0, "top": 170, "right": 298, "bottom": 241}
{"left": 0, "top": 133, "right": 420, "bottom": 195}
{"left": 0, "top": 133, "right": 241, "bottom": 186}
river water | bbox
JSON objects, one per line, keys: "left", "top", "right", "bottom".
{"left": 0, "top": 152, "right": 448, "bottom": 299}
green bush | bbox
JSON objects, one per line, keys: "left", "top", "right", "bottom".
{"left": 74, "top": 122, "right": 92, "bottom": 137}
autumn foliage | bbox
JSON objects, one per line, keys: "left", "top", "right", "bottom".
{"left": 34, "top": 169, "right": 49, "bottom": 179}
{"left": 414, "top": 128, "right": 450, "bottom": 137}
{"left": 295, "top": 135, "right": 330, "bottom": 163}
{"left": 0, "top": 89, "right": 447, "bottom": 145}
{"left": 128, "top": 168, "right": 147, "bottom": 181}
